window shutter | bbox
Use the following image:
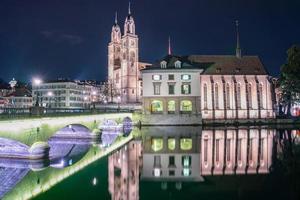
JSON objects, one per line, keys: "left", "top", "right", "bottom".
{"left": 188, "top": 85, "right": 191, "bottom": 94}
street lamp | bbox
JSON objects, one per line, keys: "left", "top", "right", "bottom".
{"left": 32, "top": 78, "right": 42, "bottom": 107}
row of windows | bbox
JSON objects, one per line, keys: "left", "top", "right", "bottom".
{"left": 151, "top": 100, "right": 193, "bottom": 113}
{"left": 151, "top": 138, "right": 193, "bottom": 152}
{"left": 203, "top": 83, "right": 264, "bottom": 109}
{"left": 9, "top": 98, "right": 32, "bottom": 103}
{"left": 152, "top": 74, "right": 191, "bottom": 81}
{"left": 203, "top": 138, "right": 265, "bottom": 163}
{"left": 153, "top": 83, "right": 191, "bottom": 95}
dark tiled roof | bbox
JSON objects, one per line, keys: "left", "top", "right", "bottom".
{"left": 5, "top": 88, "right": 32, "bottom": 97}
{"left": 142, "top": 55, "right": 210, "bottom": 71}
{"left": 142, "top": 54, "right": 268, "bottom": 75}
{"left": 188, "top": 55, "right": 268, "bottom": 75}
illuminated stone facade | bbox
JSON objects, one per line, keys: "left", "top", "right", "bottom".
{"left": 142, "top": 55, "right": 275, "bottom": 120}
{"left": 108, "top": 5, "right": 148, "bottom": 103}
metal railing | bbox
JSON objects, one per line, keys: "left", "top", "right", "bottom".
{"left": 0, "top": 106, "right": 139, "bottom": 120}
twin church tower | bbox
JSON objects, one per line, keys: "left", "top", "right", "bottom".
{"left": 108, "top": 3, "right": 145, "bottom": 103}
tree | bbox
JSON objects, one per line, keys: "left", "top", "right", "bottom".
{"left": 102, "top": 80, "right": 120, "bottom": 103}
{"left": 280, "top": 45, "right": 300, "bottom": 116}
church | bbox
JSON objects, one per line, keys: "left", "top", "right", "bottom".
{"left": 108, "top": 5, "right": 275, "bottom": 121}
{"left": 108, "top": 4, "right": 148, "bottom": 103}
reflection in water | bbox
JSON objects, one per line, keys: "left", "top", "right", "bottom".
{"left": 48, "top": 138, "right": 91, "bottom": 168}
{"left": 108, "top": 140, "right": 142, "bottom": 200}
{"left": 0, "top": 167, "right": 30, "bottom": 199}
{"left": 108, "top": 127, "right": 300, "bottom": 199}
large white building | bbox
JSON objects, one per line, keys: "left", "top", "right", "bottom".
{"left": 108, "top": 4, "right": 149, "bottom": 103}
{"left": 141, "top": 23, "right": 275, "bottom": 120}
{"left": 32, "top": 80, "right": 100, "bottom": 109}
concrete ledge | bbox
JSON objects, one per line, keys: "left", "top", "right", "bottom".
{"left": 140, "top": 114, "right": 202, "bottom": 126}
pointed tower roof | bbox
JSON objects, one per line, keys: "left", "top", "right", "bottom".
{"left": 235, "top": 20, "right": 242, "bottom": 58}
{"left": 115, "top": 11, "right": 118, "bottom": 25}
{"left": 168, "top": 36, "right": 172, "bottom": 55}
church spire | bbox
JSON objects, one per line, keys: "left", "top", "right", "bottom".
{"left": 128, "top": 2, "right": 131, "bottom": 15}
{"left": 115, "top": 11, "right": 118, "bottom": 24}
{"left": 168, "top": 36, "right": 172, "bottom": 55}
{"left": 235, "top": 20, "right": 242, "bottom": 58}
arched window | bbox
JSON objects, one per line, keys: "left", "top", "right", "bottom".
{"left": 214, "top": 83, "right": 219, "bottom": 109}
{"left": 151, "top": 138, "right": 163, "bottom": 152}
{"left": 180, "top": 138, "right": 192, "bottom": 150}
{"left": 204, "top": 84, "right": 208, "bottom": 109}
{"left": 247, "top": 83, "right": 252, "bottom": 109}
{"left": 226, "top": 83, "right": 230, "bottom": 109}
{"left": 151, "top": 100, "right": 163, "bottom": 113}
{"left": 237, "top": 83, "right": 241, "bottom": 109}
{"left": 259, "top": 83, "right": 263, "bottom": 109}
{"left": 180, "top": 100, "right": 192, "bottom": 113}
{"left": 168, "top": 100, "right": 175, "bottom": 114}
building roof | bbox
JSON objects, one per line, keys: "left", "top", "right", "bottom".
{"left": 142, "top": 54, "right": 268, "bottom": 75}
{"left": 5, "top": 88, "right": 32, "bottom": 98}
{"left": 142, "top": 55, "right": 209, "bottom": 71}
{"left": 189, "top": 55, "right": 268, "bottom": 75}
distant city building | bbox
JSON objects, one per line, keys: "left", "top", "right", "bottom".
{"left": 108, "top": 4, "right": 149, "bottom": 103}
{"left": 4, "top": 88, "right": 32, "bottom": 108}
{"left": 32, "top": 79, "right": 101, "bottom": 109}
{"left": 141, "top": 22, "right": 275, "bottom": 120}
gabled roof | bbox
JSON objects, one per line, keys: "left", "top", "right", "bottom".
{"left": 188, "top": 55, "right": 268, "bottom": 75}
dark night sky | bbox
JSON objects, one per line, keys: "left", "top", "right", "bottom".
{"left": 0, "top": 0, "right": 299, "bottom": 82}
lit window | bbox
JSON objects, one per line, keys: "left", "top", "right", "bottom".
{"left": 180, "top": 138, "right": 192, "bottom": 150}
{"left": 182, "top": 156, "right": 191, "bottom": 167}
{"left": 154, "top": 168, "right": 161, "bottom": 177}
{"left": 181, "top": 74, "right": 191, "bottom": 81}
{"left": 168, "top": 138, "right": 176, "bottom": 150}
{"left": 153, "top": 74, "right": 162, "bottom": 81}
{"left": 151, "top": 138, "right": 163, "bottom": 152}
{"left": 182, "top": 168, "right": 191, "bottom": 176}
{"left": 181, "top": 84, "right": 191, "bottom": 94}
{"left": 168, "top": 100, "right": 175, "bottom": 113}
{"left": 180, "top": 100, "right": 192, "bottom": 112}
{"left": 151, "top": 100, "right": 163, "bottom": 113}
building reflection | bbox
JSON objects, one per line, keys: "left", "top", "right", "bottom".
{"left": 108, "top": 127, "right": 277, "bottom": 198}
{"left": 108, "top": 140, "right": 142, "bottom": 200}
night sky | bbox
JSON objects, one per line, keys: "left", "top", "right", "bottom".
{"left": 0, "top": 0, "right": 299, "bottom": 83}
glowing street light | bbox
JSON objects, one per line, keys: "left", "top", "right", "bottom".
{"left": 32, "top": 78, "right": 43, "bottom": 107}
{"left": 33, "top": 78, "right": 42, "bottom": 86}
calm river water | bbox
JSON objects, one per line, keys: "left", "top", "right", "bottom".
{"left": 1, "top": 126, "right": 299, "bottom": 200}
